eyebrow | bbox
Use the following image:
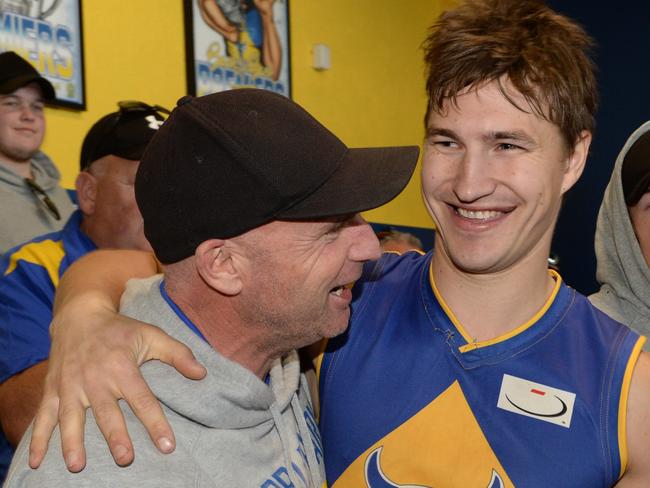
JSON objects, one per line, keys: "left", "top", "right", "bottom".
{"left": 425, "top": 127, "right": 459, "bottom": 139}
{"left": 485, "top": 130, "right": 536, "bottom": 145}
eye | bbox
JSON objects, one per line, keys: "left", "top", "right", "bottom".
{"left": 32, "top": 102, "right": 45, "bottom": 112}
{"left": 429, "top": 138, "right": 459, "bottom": 151}
{"left": 437, "top": 140, "right": 458, "bottom": 148}
{"left": 325, "top": 223, "right": 343, "bottom": 237}
{"left": 496, "top": 142, "right": 522, "bottom": 151}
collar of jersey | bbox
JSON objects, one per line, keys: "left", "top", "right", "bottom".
{"left": 159, "top": 280, "right": 208, "bottom": 343}
{"left": 63, "top": 210, "right": 97, "bottom": 259}
{"left": 424, "top": 261, "right": 574, "bottom": 368}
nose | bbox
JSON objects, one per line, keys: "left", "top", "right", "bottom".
{"left": 19, "top": 104, "right": 36, "bottom": 121}
{"left": 348, "top": 214, "right": 381, "bottom": 262}
{"left": 452, "top": 148, "right": 496, "bottom": 203}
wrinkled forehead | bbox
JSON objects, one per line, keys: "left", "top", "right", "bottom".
{"left": 231, "top": 214, "right": 359, "bottom": 251}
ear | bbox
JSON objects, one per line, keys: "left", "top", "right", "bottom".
{"left": 195, "top": 239, "right": 243, "bottom": 296}
{"left": 75, "top": 172, "right": 98, "bottom": 214}
{"left": 561, "top": 130, "right": 592, "bottom": 194}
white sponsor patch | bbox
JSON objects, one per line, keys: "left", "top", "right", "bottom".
{"left": 497, "top": 374, "right": 576, "bottom": 428}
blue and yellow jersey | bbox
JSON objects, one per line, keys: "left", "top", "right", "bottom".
{"left": 0, "top": 211, "right": 95, "bottom": 480}
{"left": 0, "top": 210, "right": 96, "bottom": 383}
{"left": 318, "top": 251, "right": 645, "bottom": 487}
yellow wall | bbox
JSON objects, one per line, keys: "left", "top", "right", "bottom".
{"left": 42, "top": 0, "right": 455, "bottom": 229}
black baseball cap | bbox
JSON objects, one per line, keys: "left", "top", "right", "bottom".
{"left": 0, "top": 51, "right": 55, "bottom": 100}
{"left": 80, "top": 101, "right": 169, "bottom": 171}
{"left": 622, "top": 129, "right": 650, "bottom": 206}
{"left": 136, "top": 89, "right": 419, "bottom": 264}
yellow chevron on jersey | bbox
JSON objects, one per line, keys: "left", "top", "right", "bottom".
{"left": 4, "top": 238, "right": 65, "bottom": 286}
{"left": 319, "top": 251, "right": 645, "bottom": 487}
{"left": 333, "top": 380, "right": 512, "bottom": 488}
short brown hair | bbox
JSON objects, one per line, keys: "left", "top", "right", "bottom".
{"left": 423, "top": 0, "right": 598, "bottom": 150}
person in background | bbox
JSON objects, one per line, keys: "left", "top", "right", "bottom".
{"left": 5, "top": 89, "right": 418, "bottom": 487}
{"left": 377, "top": 229, "right": 424, "bottom": 253}
{"left": 0, "top": 51, "right": 76, "bottom": 253}
{"left": 590, "top": 121, "right": 650, "bottom": 350}
{"left": 0, "top": 101, "right": 167, "bottom": 482}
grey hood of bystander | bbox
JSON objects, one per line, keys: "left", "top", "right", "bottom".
{"left": 589, "top": 121, "right": 650, "bottom": 348}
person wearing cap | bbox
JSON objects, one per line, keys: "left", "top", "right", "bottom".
{"left": 0, "top": 101, "right": 166, "bottom": 482}
{"left": 3, "top": 88, "right": 418, "bottom": 487}
{"left": 0, "top": 51, "right": 76, "bottom": 253}
{"left": 590, "top": 121, "right": 650, "bottom": 349}
{"left": 18, "top": 2, "right": 650, "bottom": 486}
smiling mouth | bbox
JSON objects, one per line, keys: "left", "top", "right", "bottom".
{"left": 454, "top": 206, "right": 513, "bottom": 221}
{"left": 330, "top": 282, "right": 354, "bottom": 297}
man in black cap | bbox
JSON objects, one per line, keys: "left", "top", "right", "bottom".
{"left": 0, "top": 51, "right": 76, "bottom": 252}
{"left": 4, "top": 88, "right": 418, "bottom": 487}
{"left": 591, "top": 121, "right": 650, "bottom": 349}
{"left": 0, "top": 101, "right": 167, "bottom": 482}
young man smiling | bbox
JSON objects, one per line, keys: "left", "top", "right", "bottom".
{"left": 0, "top": 51, "right": 76, "bottom": 252}
{"left": 24, "top": 1, "right": 650, "bottom": 487}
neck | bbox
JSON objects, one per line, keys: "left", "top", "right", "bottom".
{"left": 0, "top": 157, "right": 32, "bottom": 179}
{"left": 79, "top": 218, "right": 111, "bottom": 248}
{"left": 431, "top": 243, "right": 556, "bottom": 342}
{"left": 166, "top": 281, "right": 278, "bottom": 379}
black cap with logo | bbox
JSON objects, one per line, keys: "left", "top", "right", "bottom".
{"left": 80, "top": 101, "right": 169, "bottom": 171}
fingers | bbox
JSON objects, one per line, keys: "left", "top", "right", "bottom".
{"left": 90, "top": 394, "right": 134, "bottom": 466}
{"left": 31, "top": 311, "right": 202, "bottom": 472}
{"left": 28, "top": 383, "right": 59, "bottom": 469}
{"left": 140, "top": 324, "right": 207, "bottom": 381}
{"left": 120, "top": 370, "right": 175, "bottom": 455}
{"left": 57, "top": 395, "right": 88, "bottom": 472}
{"left": 85, "top": 333, "right": 178, "bottom": 459}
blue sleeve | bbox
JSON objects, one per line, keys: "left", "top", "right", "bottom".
{"left": 0, "top": 256, "right": 56, "bottom": 382}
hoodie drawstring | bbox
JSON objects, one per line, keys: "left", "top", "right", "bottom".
{"left": 292, "top": 393, "right": 320, "bottom": 488}
{"left": 270, "top": 402, "right": 306, "bottom": 487}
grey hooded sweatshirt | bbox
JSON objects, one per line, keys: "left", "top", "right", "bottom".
{"left": 0, "top": 151, "right": 76, "bottom": 253}
{"left": 6, "top": 276, "right": 325, "bottom": 487}
{"left": 589, "top": 121, "right": 650, "bottom": 349}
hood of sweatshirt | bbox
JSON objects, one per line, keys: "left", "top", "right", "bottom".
{"left": 0, "top": 151, "right": 62, "bottom": 190}
{"left": 590, "top": 121, "right": 650, "bottom": 342}
{"left": 119, "top": 275, "right": 303, "bottom": 430}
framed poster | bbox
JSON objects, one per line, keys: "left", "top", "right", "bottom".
{"left": 0, "top": 0, "right": 86, "bottom": 109}
{"left": 184, "top": 0, "right": 291, "bottom": 98}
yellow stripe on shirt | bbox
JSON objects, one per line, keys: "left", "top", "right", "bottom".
{"left": 4, "top": 239, "right": 66, "bottom": 287}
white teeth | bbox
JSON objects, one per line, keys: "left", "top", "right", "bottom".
{"left": 456, "top": 208, "right": 503, "bottom": 220}
{"left": 331, "top": 286, "right": 343, "bottom": 296}
{"left": 330, "top": 286, "right": 343, "bottom": 297}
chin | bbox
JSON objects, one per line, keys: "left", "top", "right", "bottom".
{"left": 330, "top": 319, "right": 352, "bottom": 338}
{"left": 449, "top": 253, "right": 507, "bottom": 275}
